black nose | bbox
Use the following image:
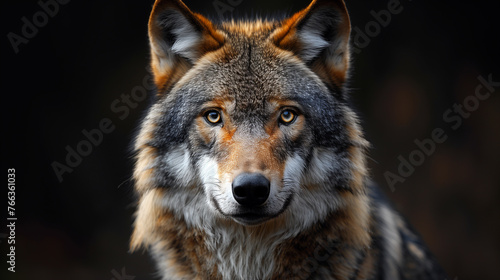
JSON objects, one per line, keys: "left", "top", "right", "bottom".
{"left": 232, "top": 173, "right": 270, "bottom": 207}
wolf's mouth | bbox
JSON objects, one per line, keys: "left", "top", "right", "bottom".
{"left": 231, "top": 213, "right": 271, "bottom": 226}
{"left": 210, "top": 193, "right": 295, "bottom": 226}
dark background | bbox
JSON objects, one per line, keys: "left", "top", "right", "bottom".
{"left": 2, "top": 0, "right": 499, "bottom": 279}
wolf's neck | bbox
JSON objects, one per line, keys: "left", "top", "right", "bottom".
{"left": 204, "top": 219, "right": 291, "bottom": 280}
{"left": 153, "top": 198, "right": 372, "bottom": 280}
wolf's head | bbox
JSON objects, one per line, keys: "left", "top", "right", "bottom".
{"left": 133, "top": 0, "right": 368, "bottom": 233}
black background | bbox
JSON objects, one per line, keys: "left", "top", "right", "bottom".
{"left": 2, "top": 0, "right": 500, "bottom": 279}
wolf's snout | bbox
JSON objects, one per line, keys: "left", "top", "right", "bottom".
{"left": 232, "top": 173, "right": 270, "bottom": 207}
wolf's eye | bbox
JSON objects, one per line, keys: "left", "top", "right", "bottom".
{"left": 205, "top": 110, "right": 222, "bottom": 125}
{"left": 279, "top": 110, "right": 296, "bottom": 125}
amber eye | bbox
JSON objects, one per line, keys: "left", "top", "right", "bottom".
{"left": 279, "top": 110, "right": 296, "bottom": 125}
{"left": 205, "top": 110, "right": 222, "bottom": 125}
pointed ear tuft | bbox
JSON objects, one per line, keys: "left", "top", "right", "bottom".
{"left": 148, "top": 0, "right": 224, "bottom": 91}
{"left": 272, "top": 0, "right": 351, "bottom": 85}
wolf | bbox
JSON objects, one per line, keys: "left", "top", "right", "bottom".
{"left": 130, "top": 0, "right": 447, "bottom": 279}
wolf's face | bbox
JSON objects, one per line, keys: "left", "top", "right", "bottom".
{"left": 134, "top": 0, "right": 368, "bottom": 228}
{"left": 174, "top": 46, "right": 349, "bottom": 226}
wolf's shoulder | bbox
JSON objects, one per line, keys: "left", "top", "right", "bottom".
{"left": 367, "top": 183, "right": 448, "bottom": 280}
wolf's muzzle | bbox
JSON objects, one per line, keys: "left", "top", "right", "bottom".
{"left": 232, "top": 173, "right": 270, "bottom": 207}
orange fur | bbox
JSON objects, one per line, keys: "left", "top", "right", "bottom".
{"left": 148, "top": 0, "right": 225, "bottom": 91}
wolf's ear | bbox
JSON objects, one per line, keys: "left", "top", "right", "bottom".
{"left": 148, "top": 0, "right": 224, "bottom": 90}
{"left": 272, "top": 0, "right": 351, "bottom": 86}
